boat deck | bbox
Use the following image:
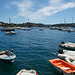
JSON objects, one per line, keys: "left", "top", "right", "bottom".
{"left": 0, "top": 54, "right": 7, "bottom": 58}
{"left": 17, "top": 69, "right": 36, "bottom": 75}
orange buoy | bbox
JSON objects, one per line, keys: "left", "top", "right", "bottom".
{"left": 11, "top": 49, "right": 13, "bottom": 52}
{"left": 36, "top": 73, "right": 38, "bottom": 75}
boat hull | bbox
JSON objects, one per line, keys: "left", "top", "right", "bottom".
{"left": 49, "top": 58, "right": 75, "bottom": 75}
{"left": 5, "top": 32, "right": 16, "bottom": 35}
{"left": 50, "top": 62, "right": 73, "bottom": 75}
{"left": 1, "top": 55, "right": 16, "bottom": 62}
{"left": 0, "top": 59, "right": 14, "bottom": 63}
{"left": 0, "top": 50, "right": 16, "bottom": 63}
{"left": 1, "top": 29, "right": 15, "bottom": 31}
{"left": 23, "top": 28, "right": 31, "bottom": 31}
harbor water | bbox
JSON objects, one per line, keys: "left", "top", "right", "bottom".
{"left": 0, "top": 27, "right": 75, "bottom": 75}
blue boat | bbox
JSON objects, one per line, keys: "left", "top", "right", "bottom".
{"left": 0, "top": 50, "right": 16, "bottom": 62}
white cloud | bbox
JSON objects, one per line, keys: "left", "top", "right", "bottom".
{"left": 9, "top": 0, "right": 75, "bottom": 21}
{"left": 11, "top": 0, "right": 33, "bottom": 19}
{"left": 12, "top": 16, "right": 17, "bottom": 19}
{"left": 5, "top": 3, "right": 11, "bottom": 9}
{"left": 49, "top": 0, "right": 62, "bottom": 5}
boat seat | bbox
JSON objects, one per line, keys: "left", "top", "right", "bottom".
{"left": 0, "top": 51, "right": 6, "bottom": 55}
{"left": 21, "top": 72, "right": 35, "bottom": 75}
{"left": 58, "top": 66, "right": 70, "bottom": 70}
{"left": 0, "top": 54, "right": 7, "bottom": 58}
{"left": 61, "top": 67, "right": 70, "bottom": 70}
{"left": 57, "top": 63, "right": 61, "bottom": 65}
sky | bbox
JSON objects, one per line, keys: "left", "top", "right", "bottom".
{"left": 0, "top": 0, "right": 75, "bottom": 24}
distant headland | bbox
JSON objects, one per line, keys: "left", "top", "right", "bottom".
{"left": 0, "top": 22, "right": 75, "bottom": 27}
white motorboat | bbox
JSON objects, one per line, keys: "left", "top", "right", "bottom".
{"left": 5, "top": 31, "right": 16, "bottom": 35}
{"left": 68, "top": 29, "right": 75, "bottom": 32}
{"left": 23, "top": 27, "right": 31, "bottom": 31}
{"left": 59, "top": 42, "right": 75, "bottom": 50}
{"left": 16, "top": 69, "right": 38, "bottom": 75}
{"left": 0, "top": 50, "right": 16, "bottom": 62}
{"left": 58, "top": 49, "right": 75, "bottom": 65}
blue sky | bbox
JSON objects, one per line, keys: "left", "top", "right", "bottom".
{"left": 0, "top": 0, "right": 75, "bottom": 24}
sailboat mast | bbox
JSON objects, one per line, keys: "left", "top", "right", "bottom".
{"left": 9, "top": 17, "right": 11, "bottom": 24}
{"left": 72, "top": 17, "right": 73, "bottom": 24}
{"left": 64, "top": 18, "right": 66, "bottom": 24}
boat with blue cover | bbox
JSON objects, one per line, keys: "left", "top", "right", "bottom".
{"left": 0, "top": 50, "right": 16, "bottom": 62}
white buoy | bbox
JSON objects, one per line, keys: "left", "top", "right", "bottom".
{"left": 53, "top": 53, "right": 55, "bottom": 56}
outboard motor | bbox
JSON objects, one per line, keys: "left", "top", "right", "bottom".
{"left": 61, "top": 41, "right": 64, "bottom": 44}
{"left": 58, "top": 49, "right": 63, "bottom": 54}
{"left": 72, "top": 72, "right": 75, "bottom": 74}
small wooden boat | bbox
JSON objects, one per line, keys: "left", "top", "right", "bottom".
{"left": 59, "top": 42, "right": 75, "bottom": 50}
{"left": 1, "top": 28, "right": 15, "bottom": 31}
{"left": 0, "top": 50, "right": 16, "bottom": 62}
{"left": 5, "top": 31, "right": 16, "bottom": 35}
{"left": 16, "top": 69, "right": 38, "bottom": 75}
{"left": 49, "top": 58, "right": 75, "bottom": 75}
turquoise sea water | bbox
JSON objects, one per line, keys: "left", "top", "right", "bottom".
{"left": 0, "top": 27, "right": 75, "bottom": 75}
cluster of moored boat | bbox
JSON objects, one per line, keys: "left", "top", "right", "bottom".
{"left": 50, "top": 27, "right": 75, "bottom": 32}
{"left": 1, "top": 27, "right": 32, "bottom": 35}
{"left": 1, "top": 28, "right": 16, "bottom": 35}
{"left": 1, "top": 27, "right": 75, "bottom": 33}
{"left": 1, "top": 27, "right": 75, "bottom": 75}
{"left": 0, "top": 49, "right": 38, "bottom": 75}
{"left": 0, "top": 27, "right": 39, "bottom": 75}
{"left": 1, "top": 43, "right": 75, "bottom": 75}
{"left": 49, "top": 41, "right": 75, "bottom": 75}
{"left": 59, "top": 42, "right": 75, "bottom": 50}
{"left": 14, "top": 27, "right": 31, "bottom": 30}
{"left": 16, "top": 26, "right": 44, "bottom": 31}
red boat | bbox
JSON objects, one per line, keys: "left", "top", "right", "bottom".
{"left": 49, "top": 58, "right": 75, "bottom": 75}
{"left": 1, "top": 28, "right": 15, "bottom": 31}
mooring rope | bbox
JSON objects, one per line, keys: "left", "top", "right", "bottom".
{"left": 16, "top": 57, "right": 33, "bottom": 69}
{"left": 16, "top": 57, "right": 45, "bottom": 75}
